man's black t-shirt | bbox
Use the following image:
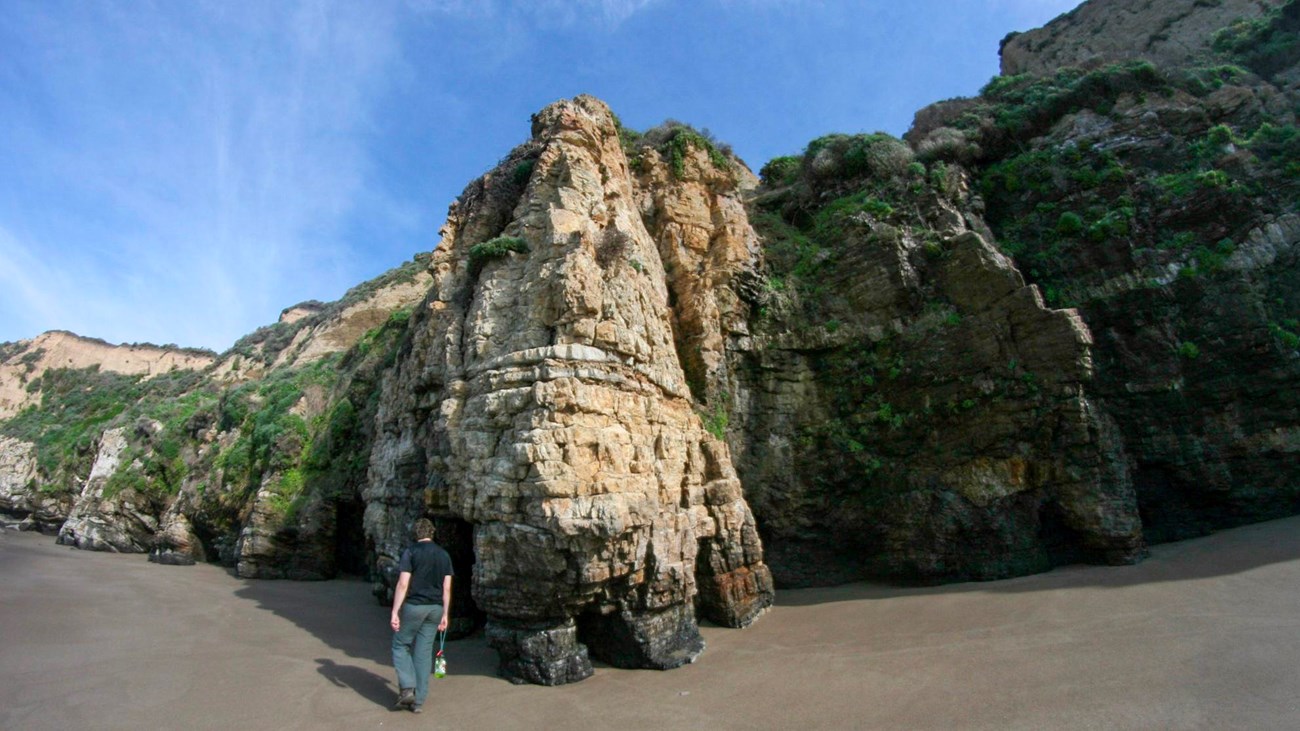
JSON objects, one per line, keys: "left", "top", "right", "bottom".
{"left": 398, "top": 541, "right": 454, "bottom": 605}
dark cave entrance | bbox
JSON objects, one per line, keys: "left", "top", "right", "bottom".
{"left": 431, "top": 516, "right": 483, "bottom": 635}
{"left": 1036, "top": 498, "right": 1089, "bottom": 567}
{"left": 576, "top": 608, "right": 638, "bottom": 667}
{"left": 333, "top": 498, "right": 368, "bottom": 576}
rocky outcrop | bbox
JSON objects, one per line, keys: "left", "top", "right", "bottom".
{"left": 0, "top": 435, "right": 65, "bottom": 532}
{"left": 631, "top": 133, "right": 761, "bottom": 404}
{"left": 956, "top": 0, "right": 1300, "bottom": 546}
{"left": 1000, "top": 0, "right": 1287, "bottom": 77}
{"left": 57, "top": 427, "right": 160, "bottom": 551}
{"left": 728, "top": 137, "right": 1145, "bottom": 585}
{"left": 279, "top": 301, "right": 326, "bottom": 325}
{"left": 271, "top": 271, "right": 432, "bottom": 369}
{"left": 367, "top": 96, "right": 773, "bottom": 684}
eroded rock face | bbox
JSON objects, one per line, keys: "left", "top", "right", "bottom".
{"left": 966, "top": 0, "right": 1300, "bottom": 550}
{"left": 368, "top": 95, "right": 773, "bottom": 684}
{"left": 58, "top": 427, "right": 160, "bottom": 551}
{"left": 0, "top": 435, "right": 66, "bottom": 532}
{"left": 732, "top": 157, "right": 1143, "bottom": 586}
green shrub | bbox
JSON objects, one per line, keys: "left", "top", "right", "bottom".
{"left": 468, "top": 236, "right": 529, "bottom": 272}
{"left": 1, "top": 367, "right": 143, "bottom": 485}
{"left": 1245, "top": 123, "right": 1300, "bottom": 179}
{"left": 1086, "top": 207, "right": 1134, "bottom": 241}
{"left": 639, "top": 122, "right": 732, "bottom": 180}
{"left": 1270, "top": 321, "right": 1300, "bottom": 349}
{"left": 1181, "top": 238, "right": 1237, "bottom": 277}
{"left": 1178, "top": 64, "right": 1248, "bottom": 96}
{"left": 702, "top": 403, "right": 729, "bottom": 440}
{"left": 1212, "top": 2, "right": 1300, "bottom": 79}
{"left": 512, "top": 160, "right": 535, "bottom": 187}
{"left": 1207, "top": 124, "right": 1236, "bottom": 146}
{"left": 981, "top": 61, "right": 1166, "bottom": 140}
{"left": 916, "top": 127, "right": 980, "bottom": 165}
{"left": 1056, "top": 211, "right": 1084, "bottom": 237}
{"left": 1158, "top": 231, "right": 1197, "bottom": 250}
{"left": 805, "top": 132, "right": 914, "bottom": 181}
{"left": 613, "top": 113, "right": 644, "bottom": 157}
{"left": 759, "top": 156, "right": 802, "bottom": 187}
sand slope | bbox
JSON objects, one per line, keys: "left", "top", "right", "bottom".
{"left": 3, "top": 518, "right": 1299, "bottom": 730}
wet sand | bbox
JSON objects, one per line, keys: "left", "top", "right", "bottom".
{"left": 2, "top": 519, "right": 1299, "bottom": 731}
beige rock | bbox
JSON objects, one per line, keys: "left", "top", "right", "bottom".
{"left": 58, "top": 427, "right": 159, "bottom": 552}
{"left": 368, "top": 96, "right": 772, "bottom": 685}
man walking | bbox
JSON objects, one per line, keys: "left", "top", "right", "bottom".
{"left": 390, "top": 518, "right": 453, "bottom": 714}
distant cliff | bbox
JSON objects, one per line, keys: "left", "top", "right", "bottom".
{"left": 2, "top": 0, "right": 1298, "bottom": 686}
{"left": 1000, "top": 0, "right": 1290, "bottom": 77}
{"left": 0, "top": 331, "right": 215, "bottom": 420}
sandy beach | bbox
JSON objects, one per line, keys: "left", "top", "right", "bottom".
{"left": 3, "top": 518, "right": 1299, "bottom": 731}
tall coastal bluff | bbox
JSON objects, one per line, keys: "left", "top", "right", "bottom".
{"left": 366, "top": 97, "right": 772, "bottom": 683}
{"left": 0, "top": 331, "right": 214, "bottom": 420}
{"left": 1, "top": 0, "right": 1299, "bottom": 686}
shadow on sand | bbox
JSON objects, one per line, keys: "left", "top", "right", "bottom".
{"left": 776, "top": 514, "right": 1300, "bottom": 607}
{"left": 315, "top": 658, "right": 393, "bottom": 708}
{"left": 232, "top": 577, "right": 503, "bottom": 682}
{"left": 228, "top": 514, "right": 1300, "bottom": 694}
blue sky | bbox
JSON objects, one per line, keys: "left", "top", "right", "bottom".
{"left": 0, "top": 0, "right": 1079, "bottom": 352}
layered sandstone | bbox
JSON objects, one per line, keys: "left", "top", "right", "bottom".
{"left": 367, "top": 96, "right": 773, "bottom": 684}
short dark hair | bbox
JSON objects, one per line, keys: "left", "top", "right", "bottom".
{"left": 413, "top": 518, "right": 436, "bottom": 541}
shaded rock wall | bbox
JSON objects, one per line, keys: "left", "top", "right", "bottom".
{"left": 1000, "top": 0, "right": 1287, "bottom": 77}
{"left": 728, "top": 149, "right": 1142, "bottom": 586}
{"left": 963, "top": 0, "right": 1300, "bottom": 545}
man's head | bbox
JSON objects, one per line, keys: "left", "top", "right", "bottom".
{"left": 413, "top": 518, "right": 436, "bottom": 541}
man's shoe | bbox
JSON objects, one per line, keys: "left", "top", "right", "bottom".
{"left": 412, "top": 705, "right": 423, "bottom": 714}
{"left": 394, "top": 688, "right": 415, "bottom": 709}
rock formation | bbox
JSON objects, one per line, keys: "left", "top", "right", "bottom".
{"left": 0, "top": 435, "right": 55, "bottom": 532}
{"left": 367, "top": 97, "right": 772, "bottom": 684}
{"left": 727, "top": 133, "right": 1145, "bottom": 585}
{"left": 57, "top": 426, "right": 158, "bottom": 551}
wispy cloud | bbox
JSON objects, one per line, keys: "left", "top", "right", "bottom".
{"left": 409, "top": 0, "right": 662, "bottom": 29}
{"left": 0, "top": 0, "right": 410, "bottom": 350}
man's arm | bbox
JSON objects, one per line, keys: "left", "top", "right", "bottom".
{"left": 390, "top": 572, "right": 411, "bottom": 631}
{"left": 438, "top": 575, "right": 452, "bottom": 631}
